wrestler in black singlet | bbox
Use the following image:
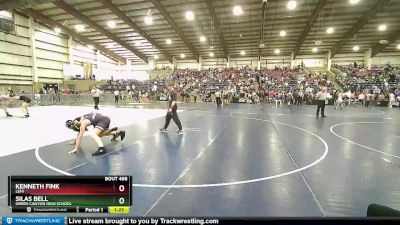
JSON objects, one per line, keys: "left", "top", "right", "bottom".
{"left": 81, "top": 113, "right": 111, "bottom": 130}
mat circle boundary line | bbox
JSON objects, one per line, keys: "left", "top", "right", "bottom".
{"left": 330, "top": 121, "right": 400, "bottom": 159}
{"left": 35, "top": 115, "right": 329, "bottom": 188}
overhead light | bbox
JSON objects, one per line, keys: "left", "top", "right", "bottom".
{"left": 135, "top": 41, "right": 141, "bottom": 47}
{"left": 154, "top": 55, "right": 159, "bottom": 59}
{"left": 240, "top": 50, "right": 246, "bottom": 56}
{"left": 209, "top": 52, "right": 214, "bottom": 57}
{"left": 233, "top": 5, "right": 243, "bottom": 16}
{"left": 88, "top": 45, "right": 94, "bottom": 49}
{"left": 397, "top": 44, "right": 400, "bottom": 50}
{"left": 185, "top": 11, "right": 195, "bottom": 21}
{"left": 166, "top": 39, "right": 172, "bottom": 45}
{"left": 379, "top": 40, "right": 389, "bottom": 44}
{"left": 74, "top": 24, "right": 85, "bottom": 32}
{"left": 274, "top": 49, "right": 280, "bottom": 54}
{"left": 312, "top": 47, "right": 318, "bottom": 53}
{"left": 107, "top": 20, "right": 116, "bottom": 28}
{"left": 180, "top": 53, "right": 185, "bottom": 58}
{"left": 353, "top": 45, "right": 360, "bottom": 51}
{"left": 287, "top": 0, "right": 297, "bottom": 10}
{"left": 349, "top": 0, "right": 360, "bottom": 4}
{"left": 326, "top": 27, "right": 334, "bottom": 34}
{"left": 144, "top": 15, "right": 153, "bottom": 25}
{"left": 54, "top": 27, "right": 61, "bottom": 33}
{"left": 279, "top": 30, "right": 286, "bottom": 37}
{"left": 199, "top": 36, "right": 206, "bottom": 42}
{"left": 378, "top": 24, "right": 387, "bottom": 31}
{"left": 144, "top": 9, "right": 153, "bottom": 25}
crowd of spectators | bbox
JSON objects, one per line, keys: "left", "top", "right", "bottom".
{"left": 22, "top": 63, "right": 400, "bottom": 108}
{"left": 101, "top": 79, "right": 167, "bottom": 102}
{"left": 333, "top": 62, "right": 400, "bottom": 107}
{"left": 334, "top": 62, "right": 399, "bottom": 93}
{"left": 97, "top": 66, "right": 338, "bottom": 106}
{"left": 169, "top": 67, "right": 336, "bottom": 105}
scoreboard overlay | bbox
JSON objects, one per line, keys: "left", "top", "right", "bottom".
{"left": 8, "top": 176, "right": 132, "bottom": 213}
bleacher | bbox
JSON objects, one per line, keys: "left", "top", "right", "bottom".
{"left": 333, "top": 63, "right": 400, "bottom": 93}
{"left": 84, "top": 66, "right": 353, "bottom": 104}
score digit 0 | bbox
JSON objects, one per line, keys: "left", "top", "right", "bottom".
{"left": 118, "top": 185, "right": 125, "bottom": 192}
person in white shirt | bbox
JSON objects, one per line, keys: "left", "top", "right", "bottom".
{"left": 152, "top": 84, "right": 158, "bottom": 92}
{"left": 298, "top": 90, "right": 304, "bottom": 106}
{"left": 335, "top": 91, "right": 343, "bottom": 110}
{"left": 215, "top": 90, "right": 222, "bottom": 106}
{"left": 389, "top": 92, "right": 395, "bottom": 108}
{"left": 223, "top": 90, "right": 230, "bottom": 105}
{"left": 114, "top": 90, "right": 120, "bottom": 104}
{"left": 316, "top": 87, "right": 328, "bottom": 117}
{"left": 91, "top": 86, "right": 102, "bottom": 110}
{"left": 121, "top": 90, "right": 125, "bottom": 100}
{"left": 287, "top": 92, "right": 293, "bottom": 106}
{"left": 345, "top": 90, "right": 352, "bottom": 106}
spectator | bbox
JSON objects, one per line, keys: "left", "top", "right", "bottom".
{"left": 358, "top": 92, "right": 366, "bottom": 106}
{"left": 275, "top": 93, "right": 282, "bottom": 108}
{"left": 365, "top": 91, "right": 372, "bottom": 107}
{"left": 389, "top": 92, "right": 395, "bottom": 108}
{"left": 335, "top": 91, "right": 343, "bottom": 110}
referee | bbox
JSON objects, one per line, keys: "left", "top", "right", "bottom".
{"left": 114, "top": 89, "right": 120, "bottom": 104}
{"left": 160, "top": 83, "right": 183, "bottom": 135}
{"left": 316, "top": 87, "right": 328, "bottom": 117}
{"left": 215, "top": 89, "right": 222, "bottom": 106}
{"left": 91, "top": 86, "right": 101, "bottom": 110}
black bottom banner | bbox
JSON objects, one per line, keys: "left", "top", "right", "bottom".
{"left": 66, "top": 217, "right": 400, "bottom": 225}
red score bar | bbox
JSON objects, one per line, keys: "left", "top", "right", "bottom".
{"left": 18, "top": 183, "right": 130, "bottom": 195}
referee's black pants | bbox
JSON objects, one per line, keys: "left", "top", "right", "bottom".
{"left": 164, "top": 111, "right": 182, "bottom": 131}
{"left": 93, "top": 97, "right": 100, "bottom": 110}
{"left": 298, "top": 97, "right": 303, "bottom": 106}
{"left": 316, "top": 100, "right": 325, "bottom": 116}
{"left": 114, "top": 96, "right": 119, "bottom": 104}
{"left": 216, "top": 97, "right": 222, "bottom": 106}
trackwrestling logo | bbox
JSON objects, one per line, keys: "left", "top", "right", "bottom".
{"left": 2, "top": 217, "right": 64, "bottom": 225}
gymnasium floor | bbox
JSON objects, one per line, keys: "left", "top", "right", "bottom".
{"left": 0, "top": 103, "right": 399, "bottom": 217}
